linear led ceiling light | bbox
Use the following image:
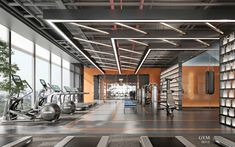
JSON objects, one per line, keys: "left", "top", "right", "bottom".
{"left": 119, "top": 47, "right": 142, "bottom": 55}
{"left": 151, "top": 48, "right": 218, "bottom": 51}
{"left": 121, "top": 61, "right": 138, "bottom": 65}
{"left": 121, "top": 65, "right": 136, "bottom": 68}
{"left": 70, "top": 23, "right": 109, "bottom": 35}
{"left": 162, "top": 39, "right": 178, "bottom": 46}
{"left": 135, "top": 49, "right": 151, "bottom": 74}
{"left": 84, "top": 49, "right": 114, "bottom": 56}
{"left": 160, "top": 22, "right": 186, "bottom": 35}
{"left": 100, "top": 65, "right": 117, "bottom": 69}
{"left": 46, "top": 21, "right": 104, "bottom": 74}
{"left": 73, "top": 37, "right": 112, "bottom": 47}
{"left": 128, "top": 39, "right": 148, "bottom": 46}
{"left": 195, "top": 39, "right": 210, "bottom": 47}
{"left": 111, "top": 39, "right": 121, "bottom": 74}
{"left": 115, "top": 23, "right": 147, "bottom": 34}
{"left": 205, "top": 22, "right": 224, "bottom": 35}
{"left": 96, "top": 61, "right": 117, "bottom": 66}
{"left": 91, "top": 56, "right": 116, "bottom": 62}
{"left": 122, "top": 68, "right": 135, "bottom": 71}
{"left": 120, "top": 55, "right": 139, "bottom": 61}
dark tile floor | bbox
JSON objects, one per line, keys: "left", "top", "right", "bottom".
{"left": 0, "top": 100, "right": 234, "bottom": 135}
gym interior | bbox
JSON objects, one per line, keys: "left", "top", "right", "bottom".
{"left": 0, "top": 1, "right": 235, "bottom": 147}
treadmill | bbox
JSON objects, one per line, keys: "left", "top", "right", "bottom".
{"left": 64, "top": 86, "right": 91, "bottom": 110}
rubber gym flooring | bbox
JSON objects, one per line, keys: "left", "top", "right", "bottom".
{"left": 0, "top": 100, "right": 234, "bottom": 146}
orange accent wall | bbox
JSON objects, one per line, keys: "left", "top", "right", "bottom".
{"left": 182, "top": 66, "right": 220, "bottom": 107}
{"left": 83, "top": 68, "right": 161, "bottom": 103}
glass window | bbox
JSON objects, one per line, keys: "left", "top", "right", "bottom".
{"left": 11, "top": 31, "right": 33, "bottom": 54}
{"left": 0, "top": 24, "right": 8, "bottom": 117}
{"left": 63, "top": 59, "right": 70, "bottom": 87}
{"left": 11, "top": 31, "right": 34, "bottom": 109}
{"left": 75, "top": 73, "right": 80, "bottom": 88}
{"left": 35, "top": 45, "right": 50, "bottom": 96}
{"left": 51, "top": 53, "right": 61, "bottom": 87}
{"left": 70, "top": 71, "right": 74, "bottom": 87}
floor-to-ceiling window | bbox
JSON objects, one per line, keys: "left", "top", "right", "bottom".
{"left": 74, "top": 66, "right": 81, "bottom": 90}
{"left": 0, "top": 24, "right": 9, "bottom": 116}
{"left": 11, "top": 31, "right": 34, "bottom": 109}
{"left": 35, "top": 45, "right": 50, "bottom": 96}
{"left": 63, "top": 59, "right": 70, "bottom": 88}
{"left": 51, "top": 53, "right": 62, "bottom": 88}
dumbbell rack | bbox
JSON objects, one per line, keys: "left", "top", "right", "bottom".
{"left": 160, "top": 63, "right": 183, "bottom": 110}
{"left": 220, "top": 32, "right": 235, "bottom": 128}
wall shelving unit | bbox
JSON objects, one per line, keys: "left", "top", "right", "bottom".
{"left": 160, "top": 63, "right": 183, "bottom": 110}
{"left": 220, "top": 32, "right": 235, "bottom": 127}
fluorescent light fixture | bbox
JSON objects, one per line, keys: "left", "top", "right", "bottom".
{"left": 115, "top": 22, "right": 147, "bottom": 34}
{"left": 116, "top": 37, "right": 218, "bottom": 40}
{"left": 205, "top": 22, "right": 224, "bottom": 35}
{"left": 151, "top": 48, "right": 218, "bottom": 51}
{"left": 128, "top": 39, "right": 148, "bottom": 46}
{"left": 70, "top": 23, "right": 109, "bottom": 35}
{"left": 122, "top": 68, "right": 135, "bottom": 71}
{"left": 120, "top": 55, "right": 139, "bottom": 61}
{"left": 162, "top": 39, "right": 178, "bottom": 46}
{"left": 84, "top": 49, "right": 114, "bottom": 56}
{"left": 135, "top": 49, "right": 151, "bottom": 74}
{"left": 49, "top": 20, "right": 235, "bottom": 23}
{"left": 100, "top": 65, "right": 117, "bottom": 69}
{"left": 103, "top": 69, "right": 118, "bottom": 71}
{"left": 111, "top": 38, "right": 121, "bottom": 74}
{"left": 160, "top": 22, "right": 186, "bottom": 35}
{"left": 46, "top": 21, "right": 104, "bottom": 74}
{"left": 121, "top": 65, "right": 136, "bottom": 68}
{"left": 121, "top": 61, "right": 138, "bottom": 65}
{"left": 73, "top": 37, "right": 112, "bottom": 47}
{"left": 195, "top": 39, "right": 210, "bottom": 47}
{"left": 119, "top": 47, "right": 142, "bottom": 55}
{"left": 96, "top": 62, "right": 117, "bottom": 66}
{"left": 91, "top": 56, "right": 116, "bottom": 61}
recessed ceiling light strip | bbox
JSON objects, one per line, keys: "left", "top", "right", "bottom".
{"left": 84, "top": 49, "right": 114, "bottom": 55}
{"left": 119, "top": 47, "right": 142, "bottom": 55}
{"left": 46, "top": 21, "right": 104, "bottom": 74}
{"left": 122, "top": 68, "right": 135, "bottom": 71}
{"left": 121, "top": 61, "right": 138, "bottom": 65}
{"left": 96, "top": 62, "right": 117, "bottom": 66}
{"left": 195, "top": 39, "right": 210, "bottom": 47}
{"left": 162, "top": 39, "right": 178, "bottom": 46}
{"left": 73, "top": 37, "right": 112, "bottom": 47}
{"left": 135, "top": 49, "right": 151, "bottom": 74}
{"left": 121, "top": 65, "right": 136, "bottom": 68}
{"left": 151, "top": 48, "right": 218, "bottom": 51}
{"left": 49, "top": 20, "right": 235, "bottom": 23}
{"left": 91, "top": 56, "right": 116, "bottom": 61}
{"left": 111, "top": 39, "right": 121, "bottom": 74}
{"left": 115, "top": 22, "right": 147, "bottom": 34}
{"left": 100, "top": 65, "right": 117, "bottom": 69}
{"left": 70, "top": 23, "right": 110, "bottom": 34}
{"left": 205, "top": 22, "right": 224, "bottom": 34}
{"left": 120, "top": 55, "right": 140, "bottom": 61}
{"left": 128, "top": 39, "right": 148, "bottom": 46}
{"left": 160, "top": 22, "right": 186, "bottom": 35}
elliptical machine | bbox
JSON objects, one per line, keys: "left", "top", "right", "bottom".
{"left": 2, "top": 75, "right": 61, "bottom": 122}
{"left": 48, "top": 84, "right": 76, "bottom": 114}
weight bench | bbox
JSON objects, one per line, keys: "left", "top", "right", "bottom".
{"left": 124, "top": 100, "right": 137, "bottom": 113}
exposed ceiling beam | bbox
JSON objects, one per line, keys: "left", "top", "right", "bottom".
{"left": 44, "top": 8, "right": 235, "bottom": 22}
{"left": 63, "top": 2, "right": 235, "bottom": 7}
